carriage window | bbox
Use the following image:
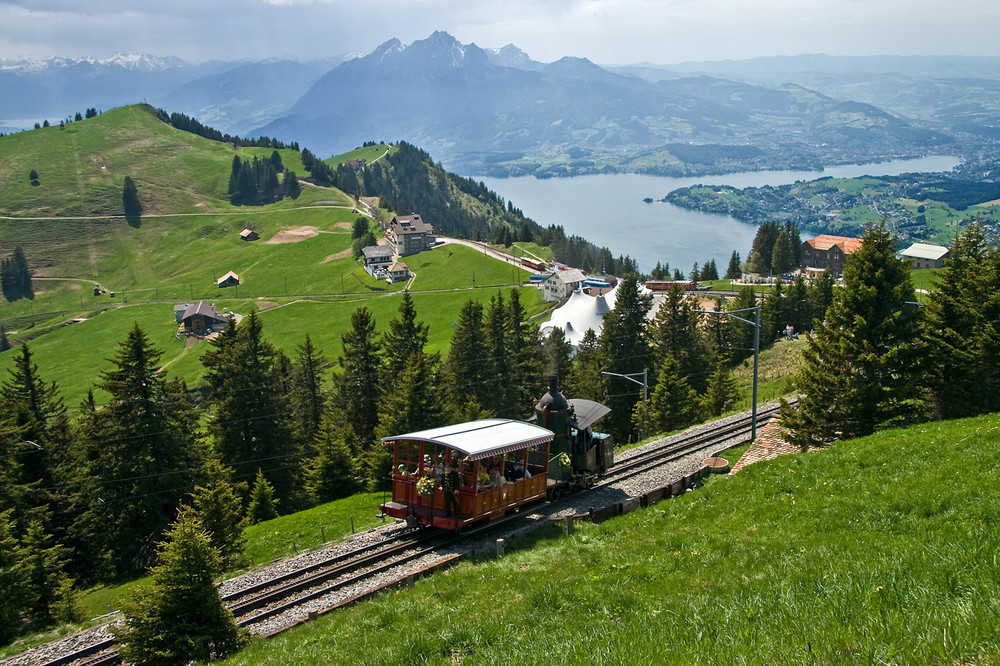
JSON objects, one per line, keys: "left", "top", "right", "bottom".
{"left": 395, "top": 441, "right": 419, "bottom": 474}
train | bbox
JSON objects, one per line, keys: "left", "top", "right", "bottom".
{"left": 379, "top": 377, "right": 614, "bottom": 530}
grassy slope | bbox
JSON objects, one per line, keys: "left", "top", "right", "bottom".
{"left": 222, "top": 414, "right": 1000, "bottom": 665}
{"left": 0, "top": 107, "right": 540, "bottom": 405}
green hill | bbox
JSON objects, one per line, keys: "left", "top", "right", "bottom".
{"left": 0, "top": 105, "right": 540, "bottom": 405}
{"left": 221, "top": 413, "right": 1000, "bottom": 665}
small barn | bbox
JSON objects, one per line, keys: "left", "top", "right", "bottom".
{"left": 239, "top": 228, "right": 259, "bottom": 242}
{"left": 217, "top": 271, "right": 240, "bottom": 288}
{"left": 180, "top": 301, "right": 229, "bottom": 335}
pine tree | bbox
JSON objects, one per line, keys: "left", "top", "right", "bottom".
{"left": 188, "top": 458, "right": 248, "bottom": 569}
{"left": 0, "top": 325, "right": 9, "bottom": 351}
{"left": 541, "top": 327, "right": 574, "bottom": 385}
{"left": 649, "top": 286, "right": 711, "bottom": 392}
{"left": 771, "top": 227, "right": 793, "bottom": 274}
{"left": 599, "top": 275, "right": 651, "bottom": 442}
{"left": 781, "top": 220, "right": 924, "bottom": 447}
{"left": 17, "top": 519, "right": 77, "bottom": 629}
{"left": 636, "top": 355, "right": 699, "bottom": 434}
{"left": 332, "top": 307, "right": 382, "bottom": 447}
{"left": 700, "top": 361, "right": 739, "bottom": 417}
{"left": 445, "top": 299, "right": 489, "bottom": 417}
{"left": 289, "top": 335, "right": 329, "bottom": 448}
{"left": 247, "top": 470, "right": 278, "bottom": 524}
{"left": 114, "top": 509, "right": 247, "bottom": 665}
{"left": 1, "top": 246, "right": 33, "bottom": 302}
{"left": 0, "top": 509, "right": 25, "bottom": 644}
{"left": 566, "top": 329, "right": 604, "bottom": 401}
{"left": 506, "top": 288, "right": 542, "bottom": 415}
{"left": 725, "top": 251, "right": 741, "bottom": 280}
{"left": 202, "top": 313, "right": 299, "bottom": 506}
{"left": 122, "top": 176, "right": 142, "bottom": 225}
{"left": 484, "top": 292, "right": 513, "bottom": 415}
{"left": 381, "top": 291, "right": 429, "bottom": 382}
{"left": 921, "top": 221, "right": 1000, "bottom": 418}
{"left": 283, "top": 170, "right": 300, "bottom": 198}
{"left": 305, "top": 421, "right": 360, "bottom": 502}
{"left": 79, "top": 324, "right": 202, "bottom": 574}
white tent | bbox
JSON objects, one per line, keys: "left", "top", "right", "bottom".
{"left": 540, "top": 283, "right": 618, "bottom": 348}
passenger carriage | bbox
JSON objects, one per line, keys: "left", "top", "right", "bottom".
{"left": 380, "top": 419, "right": 554, "bottom": 530}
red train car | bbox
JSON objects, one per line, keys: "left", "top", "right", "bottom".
{"left": 645, "top": 279, "right": 695, "bottom": 291}
{"left": 521, "top": 258, "right": 547, "bottom": 271}
{"left": 380, "top": 419, "right": 554, "bottom": 530}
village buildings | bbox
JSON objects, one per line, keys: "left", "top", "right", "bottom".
{"left": 541, "top": 268, "right": 587, "bottom": 302}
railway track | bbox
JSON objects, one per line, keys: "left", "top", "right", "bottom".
{"left": 18, "top": 404, "right": 788, "bottom": 666}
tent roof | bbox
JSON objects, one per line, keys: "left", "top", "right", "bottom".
{"left": 381, "top": 419, "right": 553, "bottom": 461}
{"left": 540, "top": 282, "right": 619, "bottom": 347}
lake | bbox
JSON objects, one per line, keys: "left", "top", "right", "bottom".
{"left": 480, "top": 155, "right": 961, "bottom": 275}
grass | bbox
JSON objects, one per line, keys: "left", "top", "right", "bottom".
{"left": 218, "top": 413, "right": 1000, "bottom": 665}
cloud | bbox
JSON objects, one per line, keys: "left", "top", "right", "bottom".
{"left": 1, "top": 0, "right": 999, "bottom": 63}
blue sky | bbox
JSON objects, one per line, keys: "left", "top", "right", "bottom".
{"left": 2, "top": 0, "right": 999, "bottom": 64}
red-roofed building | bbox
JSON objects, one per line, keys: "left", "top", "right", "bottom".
{"left": 800, "top": 235, "right": 862, "bottom": 275}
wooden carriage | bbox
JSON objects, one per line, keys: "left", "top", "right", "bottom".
{"left": 380, "top": 419, "right": 554, "bottom": 530}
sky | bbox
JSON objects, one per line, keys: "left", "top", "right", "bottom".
{"left": 2, "top": 0, "right": 1000, "bottom": 65}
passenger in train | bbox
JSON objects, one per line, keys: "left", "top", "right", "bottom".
{"left": 489, "top": 466, "right": 507, "bottom": 488}
{"left": 442, "top": 461, "right": 460, "bottom": 516}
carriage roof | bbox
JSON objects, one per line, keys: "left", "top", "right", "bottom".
{"left": 381, "top": 419, "right": 554, "bottom": 461}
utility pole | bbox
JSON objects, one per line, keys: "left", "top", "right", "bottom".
{"left": 693, "top": 304, "right": 761, "bottom": 441}
{"left": 602, "top": 368, "right": 648, "bottom": 440}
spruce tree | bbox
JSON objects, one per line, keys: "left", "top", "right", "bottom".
{"left": 114, "top": 509, "right": 247, "bottom": 665}
{"left": 122, "top": 176, "right": 142, "bottom": 225}
{"left": 188, "top": 458, "right": 248, "bottom": 569}
{"left": 0, "top": 325, "right": 9, "bottom": 351}
{"left": 332, "top": 307, "right": 382, "bottom": 447}
{"left": 637, "top": 355, "right": 699, "bottom": 435}
{"left": 17, "top": 519, "right": 77, "bottom": 629}
{"left": 444, "top": 299, "right": 489, "bottom": 417}
{"left": 921, "top": 221, "right": 1000, "bottom": 418}
{"left": 566, "top": 329, "right": 604, "bottom": 401}
{"left": 598, "top": 275, "right": 651, "bottom": 442}
{"left": 247, "top": 470, "right": 278, "bottom": 524}
{"left": 0, "top": 509, "right": 25, "bottom": 644}
{"left": 289, "top": 335, "right": 329, "bottom": 448}
{"left": 541, "top": 327, "right": 574, "bottom": 385}
{"left": 781, "top": 220, "right": 924, "bottom": 447}
{"left": 381, "top": 291, "right": 430, "bottom": 382}
{"left": 202, "top": 313, "right": 299, "bottom": 506}
{"left": 700, "top": 361, "right": 739, "bottom": 417}
{"left": 305, "top": 421, "right": 360, "bottom": 501}
{"left": 725, "top": 251, "right": 742, "bottom": 280}
{"left": 506, "top": 288, "right": 542, "bottom": 415}
{"left": 649, "top": 286, "right": 711, "bottom": 393}
{"left": 79, "top": 324, "right": 201, "bottom": 574}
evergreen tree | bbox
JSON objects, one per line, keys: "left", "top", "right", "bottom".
{"left": 747, "top": 221, "right": 781, "bottom": 275}
{"left": 1, "top": 246, "right": 33, "bottom": 302}
{"left": 0, "top": 325, "right": 9, "bottom": 351}
{"left": 725, "top": 251, "right": 742, "bottom": 280}
{"left": 283, "top": 170, "right": 300, "bottom": 198}
{"left": 921, "top": 221, "right": 1000, "bottom": 418}
{"left": 0, "top": 509, "right": 25, "bottom": 644}
{"left": 331, "top": 307, "right": 382, "bottom": 446}
{"left": 202, "top": 313, "right": 299, "bottom": 506}
{"left": 637, "top": 355, "right": 699, "bottom": 435}
{"left": 484, "top": 292, "right": 513, "bottom": 415}
{"left": 599, "top": 275, "right": 651, "bottom": 442}
{"left": 541, "top": 327, "right": 574, "bottom": 385}
{"left": 114, "top": 509, "right": 247, "bottom": 665}
{"left": 352, "top": 217, "right": 370, "bottom": 239}
{"left": 444, "top": 299, "right": 489, "bottom": 416}
{"left": 247, "top": 470, "right": 278, "bottom": 524}
{"left": 305, "top": 421, "right": 359, "bottom": 502}
{"left": 783, "top": 275, "right": 813, "bottom": 335}
{"left": 771, "top": 227, "right": 793, "bottom": 274}
{"left": 122, "top": 176, "right": 142, "bottom": 225}
{"left": 289, "top": 335, "right": 329, "bottom": 448}
{"left": 700, "top": 362, "right": 739, "bottom": 417}
{"left": 505, "top": 288, "right": 543, "bottom": 416}
{"left": 270, "top": 150, "right": 284, "bottom": 173}
{"left": 17, "top": 519, "right": 77, "bottom": 630}
{"left": 381, "top": 291, "right": 430, "bottom": 382}
{"left": 808, "top": 270, "right": 836, "bottom": 326}
{"left": 781, "top": 221, "right": 924, "bottom": 447}
{"left": 78, "top": 324, "right": 202, "bottom": 574}
{"left": 188, "top": 458, "right": 248, "bottom": 569}
{"left": 761, "top": 276, "right": 788, "bottom": 342}
{"left": 565, "top": 329, "right": 604, "bottom": 401}
{"left": 649, "top": 286, "right": 712, "bottom": 392}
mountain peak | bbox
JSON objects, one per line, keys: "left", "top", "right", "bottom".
{"left": 485, "top": 44, "right": 541, "bottom": 71}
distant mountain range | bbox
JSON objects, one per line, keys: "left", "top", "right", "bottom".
{"left": 4, "top": 34, "right": 1000, "bottom": 177}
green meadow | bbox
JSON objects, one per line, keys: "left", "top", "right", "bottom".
{"left": 0, "top": 105, "right": 540, "bottom": 405}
